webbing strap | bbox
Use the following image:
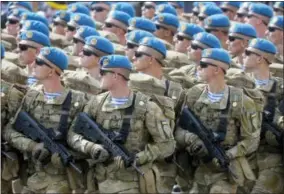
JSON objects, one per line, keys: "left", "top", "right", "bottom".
{"left": 263, "top": 80, "right": 277, "bottom": 122}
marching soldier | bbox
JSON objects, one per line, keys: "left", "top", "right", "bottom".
{"left": 3, "top": 47, "right": 89, "bottom": 193}
{"left": 67, "top": 54, "right": 175, "bottom": 193}
{"left": 176, "top": 48, "right": 260, "bottom": 194}
{"left": 141, "top": 1, "right": 160, "bottom": 20}
{"left": 89, "top": 2, "right": 112, "bottom": 30}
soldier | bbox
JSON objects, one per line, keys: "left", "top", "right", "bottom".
{"left": 66, "top": 13, "right": 96, "bottom": 42}
{"left": 3, "top": 47, "right": 89, "bottom": 193}
{"left": 20, "top": 20, "right": 50, "bottom": 38}
{"left": 265, "top": 16, "right": 283, "bottom": 64}
{"left": 197, "top": 4, "right": 223, "bottom": 27}
{"left": 169, "top": 32, "right": 222, "bottom": 89}
{"left": 125, "top": 30, "right": 154, "bottom": 62}
{"left": 63, "top": 35, "right": 115, "bottom": 96}
{"left": 176, "top": 48, "right": 260, "bottom": 194}
{"left": 245, "top": 3, "right": 273, "bottom": 38}
{"left": 155, "top": 3, "right": 178, "bottom": 16}
{"left": 273, "top": 2, "right": 284, "bottom": 16}
{"left": 112, "top": 2, "right": 136, "bottom": 17}
{"left": 51, "top": 11, "right": 70, "bottom": 36}
{"left": 102, "top": 10, "right": 131, "bottom": 45}
{"left": 20, "top": 12, "right": 49, "bottom": 29}
{"left": 153, "top": 13, "right": 180, "bottom": 49}
{"left": 141, "top": 1, "right": 160, "bottom": 20}
{"left": 89, "top": 2, "right": 112, "bottom": 30}
{"left": 227, "top": 23, "right": 257, "bottom": 69}
{"left": 243, "top": 38, "right": 284, "bottom": 193}
{"left": 127, "top": 17, "right": 157, "bottom": 34}
{"left": 219, "top": 2, "right": 241, "bottom": 21}
{"left": 234, "top": 2, "right": 251, "bottom": 23}
{"left": 67, "top": 54, "right": 175, "bottom": 193}
{"left": 67, "top": 3, "right": 90, "bottom": 16}
{"left": 204, "top": 14, "right": 230, "bottom": 50}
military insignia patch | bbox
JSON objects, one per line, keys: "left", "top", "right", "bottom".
{"left": 250, "top": 39, "right": 257, "bottom": 47}
{"left": 158, "top": 5, "right": 165, "bottom": 12}
{"left": 130, "top": 19, "right": 136, "bottom": 27}
{"left": 205, "top": 49, "right": 212, "bottom": 57}
{"left": 130, "top": 33, "right": 135, "bottom": 41}
{"left": 159, "top": 15, "right": 164, "bottom": 22}
{"left": 200, "top": 6, "right": 206, "bottom": 13}
{"left": 25, "top": 21, "right": 31, "bottom": 28}
{"left": 196, "top": 32, "right": 203, "bottom": 40}
{"left": 103, "top": 58, "right": 109, "bottom": 66}
{"left": 43, "top": 48, "right": 50, "bottom": 56}
{"left": 26, "top": 31, "right": 33, "bottom": 38}
{"left": 91, "top": 38, "right": 97, "bottom": 45}
{"left": 78, "top": 27, "right": 84, "bottom": 34}
{"left": 22, "top": 13, "right": 27, "bottom": 20}
{"left": 60, "top": 12, "right": 66, "bottom": 18}
{"left": 181, "top": 24, "right": 187, "bottom": 32}
{"left": 206, "top": 18, "right": 212, "bottom": 25}
{"left": 74, "top": 14, "right": 80, "bottom": 21}
{"left": 141, "top": 37, "right": 149, "bottom": 44}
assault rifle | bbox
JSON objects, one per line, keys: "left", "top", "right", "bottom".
{"left": 179, "top": 106, "right": 237, "bottom": 179}
{"left": 13, "top": 111, "right": 82, "bottom": 173}
{"left": 73, "top": 112, "right": 144, "bottom": 176}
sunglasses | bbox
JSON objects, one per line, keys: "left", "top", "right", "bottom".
{"left": 105, "top": 22, "right": 120, "bottom": 29}
{"left": 126, "top": 42, "right": 137, "bottom": 49}
{"left": 8, "top": 19, "right": 19, "bottom": 25}
{"left": 134, "top": 51, "right": 151, "bottom": 58}
{"left": 19, "top": 44, "right": 36, "bottom": 51}
{"left": 221, "top": 8, "right": 231, "bottom": 13}
{"left": 35, "top": 58, "right": 52, "bottom": 68}
{"left": 53, "top": 21, "right": 66, "bottom": 27}
{"left": 236, "top": 13, "right": 245, "bottom": 18}
{"left": 83, "top": 49, "right": 98, "bottom": 57}
{"left": 273, "top": 8, "right": 283, "bottom": 13}
{"left": 199, "top": 61, "right": 217, "bottom": 68}
{"left": 73, "top": 38, "right": 84, "bottom": 44}
{"left": 191, "top": 44, "right": 204, "bottom": 50}
{"left": 228, "top": 36, "right": 242, "bottom": 42}
{"left": 156, "top": 24, "right": 167, "bottom": 30}
{"left": 67, "top": 25, "right": 76, "bottom": 32}
{"left": 205, "top": 29, "right": 219, "bottom": 33}
{"left": 193, "top": 11, "right": 199, "bottom": 16}
{"left": 198, "top": 16, "right": 206, "bottom": 21}
{"left": 176, "top": 35, "right": 185, "bottom": 41}
{"left": 268, "top": 27, "right": 277, "bottom": 32}
{"left": 245, "top": 50, "right": 260, "bottom": 57}
{"left": 143, "top": 4, "right": 155, "bottom": 10}
{"left": 91, "top": 6, "right": 106, "bottom": 12}
{"left": 100, "top": 69, "right": 128, "bottom": 80}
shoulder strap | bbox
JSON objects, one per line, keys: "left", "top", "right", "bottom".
{"left": 90, "top": 92, "right": 109, "bottom": 120}
{"left": 186, "top": 84, "right": 205, "bottom": 108}
{"left": 24, "top": 90, "right": 41, "bottom": 112}
{"left": 164, "top": 79, "right": 170, "bottom": 96}
{"left": 55, "top": 91, "right": 72, "bottom": 140}
{"left": 263, "top": 80, "right": 277, "bottom": 122}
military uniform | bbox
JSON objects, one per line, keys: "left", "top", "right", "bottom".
{"left": 3, "top": 47, "right": 89, "bottom": 193}
{"left": 176, "top": 49, "right": 260, "bottom": 193}
{"left": 67, "top": 55, "right": 175, "bottom": 193}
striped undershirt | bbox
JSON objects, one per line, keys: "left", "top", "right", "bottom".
{"left": 27, "top": 76, "right": 37, "bottom": 86}
{"left": 111, "top": 97, "right": 129, "bottom": 106}
{"left": 207, "top": 90, "right": 225, "bottom": 103}
{"left": 254, "top": 78, "right": 269, "bottom": 86}
{"left": 44, "top": 92, "right": 62, "bottom": 100}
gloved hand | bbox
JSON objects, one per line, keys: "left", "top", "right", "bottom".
{"left": 32, "top": 143, "right": 50, "bottom": 163}
{"left": 89, "top": 144, "right": 109, "bottom": 163}
{"left": 51, "top": 153, "right": 64, "bottom": 169}
{"left": 113, "top": 156, "right": 126, "bottom": 170}
{"left": 265, "top": 130, "right": 280, "bottom": 146}
{"left": 186, "top": 138, "right": 208, "bottom": 157}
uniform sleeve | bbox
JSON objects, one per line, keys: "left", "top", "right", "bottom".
{"left": 226, "top": 95, "right": 261, "bottom": 159}
{"left": 136, "top": 101, "right": 176, "bottom": 165}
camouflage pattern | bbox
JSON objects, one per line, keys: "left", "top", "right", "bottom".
{"left": 3, "top": 51, "right": 21, "bottom": 67}
{"left": 165, "top": 50, "right": 190, "bottom": 69}
{"left": 3, "top": 86, "right": 89, "bottom": 193}
{"left": 176, "top": 84, "right": 261, "bottom": 193}
{"left": 1, "top": 58, "right": 28, "bottom": 85}
{"left": 1, "top": 31, "right": 17, "bottom": 51}
{"left": 50, "top": 32, "right": 72, "bottom": 49}
{"left": 67, "top": 91, "right": 175, "bottom": 193}
{"left": 269, "top": 63, "right": 284, "bottom": 79}
{"left": 274, "top": 52, "right": 283, "bottom": 64}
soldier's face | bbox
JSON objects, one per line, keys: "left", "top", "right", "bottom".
{"left": 72, "top": 41, "right": 84, "bottom": 56}
{"left": 142, "top": 4, "right": 155, "bottom": 19}
{"left": 66, "top": 28, "right": 77, "bottom": 41}
{"left": 197, "top": 62, "right": 217, "bottom": 82}
{"left": 31, "top": 60, "right": 52, "bottom": 80}
{"left": 52, "top": 24, "right": 66, "bottom": 36}
{"left": 133, "top": 51, "right": 151, "bottom": 71}
{"left": 80, "top": 50, "right": 99, "bottom": 68}
{"left": 125, "top": 42, "right": 138, "bottom": 62}
{"left": 6, "top": 20, "right": 19, "bottom": 36}
{"left": 227, "top": 36, "right": 245, "bottom": 56}
{"left": 265, "top": 27, "right": 283, "bottom": 45}
{"left": 243, "top": 50, "right": 260, "bottom": 72}
{"left": 100, "top": 71, "right": 115, "bottom": 90}
{"left": 245, "top": 15, "right": 260, "bottom": 28}
{"left": 91, "top": 5, "right": 109, "bottom": 23}
{"left": 187, "top": 44, "right": 202, "bottom": 62}
{"left": 19, "top": 45, "right": 37, "bottom": 65}
{"left": 174, "top": 35, "right": 191, "bottom": 53}
{"left": 234, "top": 13, "right": 246, "bottom": 23}
{"left": 222, "top": 8, "right": 235, "bottom": 21}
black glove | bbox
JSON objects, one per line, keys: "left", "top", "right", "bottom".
{"left": 32, "top": 143, "right": 50, "bottom": 163}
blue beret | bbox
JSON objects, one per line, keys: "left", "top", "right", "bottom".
{"left": 53, "top": 11, "right": 71, "bottom": 24}
{"left": 126, "top": 30, "right": 154, "bottom": 45}
{"left": 237, "top": 2, "right": 251, "bottom": 14}
{"left": 1, "top": 44, "right": 5, "bottom": 59}
{"left": 201, "top": 48, "right": 231, "bottom": 70}
{"left": 170, "top": 2, "right": 184, "bottom": 8}
{"left": 247, "top": 38, "right": 277, "bottom": 63}
{"left": 106, "top": 11, "right": 131, "bottom": 31}
{"left": 128, "top": 17, "right": 156, "bottom": 33}
{"left": 68, "top": 13, "right": 96, "bottom": 29}
{"left": 269, "top": 16, "right": 284, "bottom": 30}
{"left": 74, "top": 26, "right": 100, "bottom": 43}
{"left": 21, "top": 20, "right": 50, "bottom": 37}
{"left": 220, "top": 2, "right": 241, "bottom": 11}
{"left": 178, "top": 23, "right": 205, "bottom": 40}
{"left": 19, "top": 30, "right": 50, "bottom": 47}
{"left": 138, "top": 37, "right": 167, "bottom": 59}
{"left": 100, "top": 55, "right": 132, "bottom": 71}
{"left": 112, "top": 2, "right": 135, "bottom": 17}
{"left": 21, "top": 12, "right": 49, "bottom": 27}
{"left": 204, "top": 14, "right": 230, "bottom": 31}
{"left": 192, "top": 32, "right": 221, "bottom": 48}
{"left": 84, "top": 36, "right": 115, "bottom": 55}
{"left": 153, "top": 13, "right": 180, "bottom": 32}
{"left": 7, "top": 8, "right": 29, "bottom": 21}
{"left": 248, "top": 3, "right": 273, "bottom": 24}
{"left": 199, "top": 4, "right": 223, "bottom": 17}
{"left": 9, "top": 2, "right": 32, "bottom": 11}
{"left": 38, "top": 47, "right": 68, "bottom": 72}
{"left": 229, "top": 23, "right": 257, "bottom": 40}
{"left": 155, "top": 4, "right": 177, "bottom": 16}
{"left": 68, "top": 3, "right": 90, "bottom": 16}
{"left": 274, "top": 2, "right": 284, "bottom": 11}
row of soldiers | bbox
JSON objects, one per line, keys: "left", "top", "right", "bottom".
{"left": 1, "top": 1, "right": 283, "bottom": 194}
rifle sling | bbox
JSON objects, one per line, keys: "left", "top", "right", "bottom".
{"left": 57, "top": 91, "right": 72, "bottom": 139}
{"left": 263, "top": 80, "right": 277, "bottom": 122}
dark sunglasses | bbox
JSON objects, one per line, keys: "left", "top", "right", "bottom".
{"left": 156, "top": 24, "right": 167, "bottom": 30}
{"left": 105, "top": 22, "right": 120, "bottom": 29}
{"left": 67, "top": 25, "right": 76, "bottom": 32}
{"left": 236, "top": 13, "right": 245, "bottom": 18}
{"left": 91, "top": 6, "right": 106, "bottom": 12}
{"left": 199, "top": 61, "right": 217, "bottom": 68}
{"left": 221, "top": 8, "right": 231, "bottom": 13}
{"left": 191, "top": 44, "right": 204, "bottom": 50}
{"left": 35, "top": 58, "right": 52, "bottom": 68}
{"left": 228, "top": 36, "right": 242, "bottom": 42}
{"left": 143, "top": 4, "right": 155, "bottom": 10}
{"left": 8, "top": 19, "right": 19, "bottom": 25}
{"left": 273, "top": 8, "right": 283, "bottom": 13}
{"left": 193, "top": 11, "right": 199, "bottom": 16}
{"left": 176, "top": 35, "right": 185, "bottom": 41}
{"left": 126, "top": 42, "right": 137, "bottom": 49}
{"left": 134, "top": 51, "right": 151, "bottom": 58}
{"left": 73, "top": 38, "right": 84, "bottom": 44}
{"left": 245, "top": 50, "right": 260, "bottom": 57}
{"left": 268, "top": 27, "right": 277, "bottom": 32}
{"left": 19, "top": 44, "right": 36, "bottom": 51}
{"left": 198, "top": 16, "right": 206, "bottom": 21}
{"left": 53, "top": 21, "right": 66, "bottom": 27}
{"left": 83, "top": 49, "right": 98, "bottom": 57}
{"left": 100, "top": 69, "right": 128, "bottom": 80}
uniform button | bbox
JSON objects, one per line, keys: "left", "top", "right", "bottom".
{"left": 232, "top": 102, "right": 237, "bottom": 107}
